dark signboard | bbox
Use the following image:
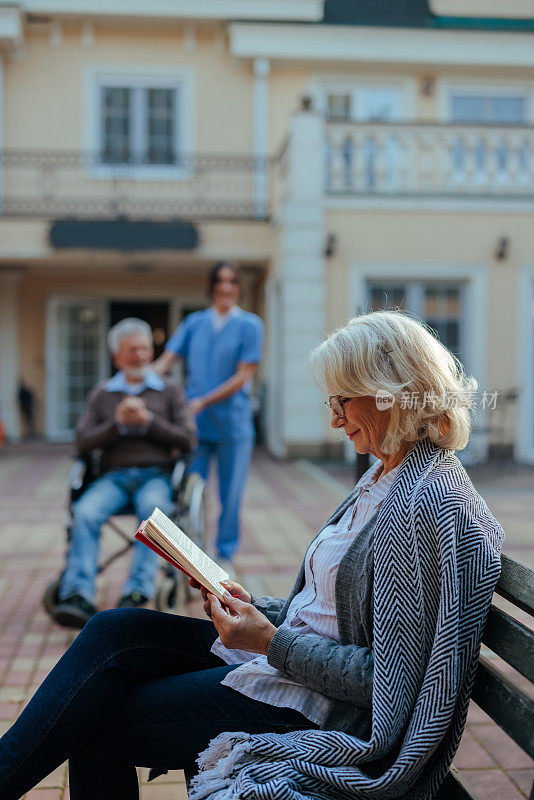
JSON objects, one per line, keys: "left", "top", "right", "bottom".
{"left": 49, "top": 219, "right": 199, "bottom": 250}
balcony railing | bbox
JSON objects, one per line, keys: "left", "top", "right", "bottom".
{"left": 0, "top": 150, "right": 271, "bottom": 221}
{"left": 326, "top": 121, "right": 534, "bottom": 199}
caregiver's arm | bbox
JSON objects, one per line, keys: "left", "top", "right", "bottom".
{"left": 152, "top": 349, "right": 180, "bottom": 377}
{"left": 189, "top": 362, "right": 257, "bottom": 415}
{"left": 267, "top": 627, "right": 374, "bottom": 708}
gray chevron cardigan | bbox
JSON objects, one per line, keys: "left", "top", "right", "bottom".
{"left": 190, "top": 437, "right": 505, "bottom": 800}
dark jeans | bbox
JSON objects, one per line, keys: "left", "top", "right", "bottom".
{"left": 0, "top": 609, "right": 316, "bottom": 800}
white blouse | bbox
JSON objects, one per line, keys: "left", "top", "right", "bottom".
{"left": 210, "top": 460, "right": 401, "bottom": 725}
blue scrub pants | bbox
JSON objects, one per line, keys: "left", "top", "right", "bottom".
{"left": 189, "top": 438, "right": 254, "bottom": 560}
{"left": 59, "top": 466, "right": 174, "bottom": 603}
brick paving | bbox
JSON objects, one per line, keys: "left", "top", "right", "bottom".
{"left": 0, "top": 442, "right": 532, "bottom": 799}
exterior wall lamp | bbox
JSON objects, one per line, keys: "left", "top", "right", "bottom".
{"left": 325, "top": 233, "right": 337, "bottom": 258}
{"left": 495, "top": 237, "right": 510, "bottom": 261}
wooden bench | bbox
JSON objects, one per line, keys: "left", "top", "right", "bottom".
{"left": 437, "top": 553, "right": 534, "bottom": 800}
{"left": 159, "top": 553, "right": 533, "bottom": 798}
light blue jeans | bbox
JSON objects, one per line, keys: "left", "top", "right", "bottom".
{"left": 59, "top": 466, "right": 174, "bottom": 603}
{"left": 190, "top": 438, "right": 254, "bottom": 560}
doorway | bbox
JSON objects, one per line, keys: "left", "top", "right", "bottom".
{"left": 108, "top": 301, "right": 170, "bottom": 370}
{"left": 46, "top": 298, "right": 171, "bottom": 440}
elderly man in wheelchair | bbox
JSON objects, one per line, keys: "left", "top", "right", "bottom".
{"left": 52, "top": 317, "right": 197, "bottom": 630}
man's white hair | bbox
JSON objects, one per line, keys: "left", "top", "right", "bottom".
{"left": 107, "top": 318, "right": 153, "bottom": 354}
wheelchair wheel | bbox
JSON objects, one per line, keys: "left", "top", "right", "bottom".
{"left": 42, "top": 578, "right": 61, "bottom": 618}
{"left": 155, "top": 573, "right": 190, "bottom": 614}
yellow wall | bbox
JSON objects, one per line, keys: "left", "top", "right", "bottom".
{"left": 8, "top": 24, "right": 534, "bottom": 158}
{"left": 322, "top": 208, "right": 534, "bottom": 442}
{"left": 5, "top": 25, "right": 253, "bottom": 153}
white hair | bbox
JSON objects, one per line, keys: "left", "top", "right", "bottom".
{"left": 107, "top": 318, "right": 153, "bottom": 354}
{"left": 309, "top": 309, "right": 478, "bottom": 454}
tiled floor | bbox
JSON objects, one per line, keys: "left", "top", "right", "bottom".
{"left": 0, "top": 442, "right": 532, "bottom": 799}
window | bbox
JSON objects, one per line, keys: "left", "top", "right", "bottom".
{"left": 101, "top": 87, "right": 132, "bottom": 163}
{"left": 327, "top": 93, "right": 352, "bottom": 121}
{"left": 147, "top": 88, "right": 176, "bottom": 164}
{"left": 100, "top": 83, "right": 178, "bottom": 166}
{"left": 87, "top": 69, "right": 193, "bottom": 172}
{"left": 368, "top": 281, "right": 464, "bottom": 361}
{"left": 323, "top": 85, "right": 403, "bottom": 123}
{"left": 451, "top": 93, "right": 526, "bottom": 125}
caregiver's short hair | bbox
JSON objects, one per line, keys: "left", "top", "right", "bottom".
{"left": 309, "top": 309, "right": 478, "bottom": 454}
{"left": 107, "top": 318, "right": 153, "bottom": 354}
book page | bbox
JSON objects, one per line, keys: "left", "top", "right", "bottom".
{"left": 148, "top": 507, "right": 229, "bottom": 594}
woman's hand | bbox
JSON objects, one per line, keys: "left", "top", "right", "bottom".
{"left": 219, "top": 579, "right": 252, "bottom": 604}
{"left": 187, "top": 578, "right": 252, "bottom": 618}
{"left": 209, "top": 592, "right": 277, "bottom": 655}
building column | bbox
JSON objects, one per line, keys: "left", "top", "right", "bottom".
{"left": 0, "top": 271, "right": 22, "bottom": 441}
{"left": 269, "top": 102, "right": 326, "bottom": 457}
{"left": 253, "top": 57, "right": 270, "bottom": 218}
{"left": 0, "top": 54, "right": 4, "bottom": 213}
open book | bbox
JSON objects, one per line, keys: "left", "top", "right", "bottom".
{"left": 135, "top": 507, "right": 229, "bottom": 603}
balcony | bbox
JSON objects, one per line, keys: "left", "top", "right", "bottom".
{"left": 325, "top": 121, "right": 534, "bottom": 200}
{"left": 0, "top": 150, "right": 270, "bottom": 222}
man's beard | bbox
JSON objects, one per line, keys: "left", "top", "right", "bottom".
{"left": 125, "top": 366, "right": 148, "bottom": 381}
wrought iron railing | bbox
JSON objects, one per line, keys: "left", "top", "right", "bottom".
{"left": 325, "top": 121, "right": 534, "bottom": 199}
{"left": 0, "top": 150, "right": 272, "bottom": 221}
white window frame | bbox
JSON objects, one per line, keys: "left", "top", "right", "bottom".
{"left": 516, "top": 266, "right": 534, "bottom": 464}
{"left": 437, "top": 80, "right": 533, "bottom": 124}
{"left": 83, "top": 65, "right": 195, "bottom": 181}
{"left": 348, "top": 262, "right": 488, "bottom": 464}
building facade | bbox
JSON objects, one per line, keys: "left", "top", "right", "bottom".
{"left": 0, "top": 0, "right": 533, "bottom": 464}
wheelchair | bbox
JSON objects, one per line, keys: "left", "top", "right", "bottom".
{"left": 42, "top": 451, "right": 209, "bottom": 623}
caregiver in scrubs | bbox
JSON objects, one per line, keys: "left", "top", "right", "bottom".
{"left": 153, "top": 262, "right": 264, "bottom": 568}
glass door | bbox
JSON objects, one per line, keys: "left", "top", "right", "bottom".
{"left": 46, "top": 298, "right": 108, "bottom": 440}
{"left": 357, "top": 88, "right": 402, "bottom": 191}
{"left": 449, "top": 89, "right": 527, "bottom": 188}
{"left": 325, "top": 85, "right": 403, "bottom": 191}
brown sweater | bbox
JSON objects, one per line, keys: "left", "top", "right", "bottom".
{"left": 75, "top": 380, "right": 197, "bottom": 472}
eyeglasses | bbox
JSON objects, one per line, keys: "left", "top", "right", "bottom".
{"left": 325, "top": 395, "right": 351, "bottom": 418}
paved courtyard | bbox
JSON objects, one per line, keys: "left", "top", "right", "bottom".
{"left": 0, "top": 442, "right": 532, "bottom": 799}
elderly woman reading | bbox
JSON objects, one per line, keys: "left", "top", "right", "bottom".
{"left": 0, "top": 310, "right": 504, "bottom": 800}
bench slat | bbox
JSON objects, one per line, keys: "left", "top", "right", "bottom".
{"left": 495, "top": 554, "right": 534, "bottom": 616}
{"left": 435, "top": 769, "right": 479, "bottom": 800}
{"left": 471, "top": 656, "right": 534, "bottom": 759}
{"left": 482, "top": 605, "right": 534, "bottom": 683}
{"left": 435, "top": 768, "right": 481, "bottom": 800}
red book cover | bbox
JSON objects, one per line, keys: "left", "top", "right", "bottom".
{"left": 135, "top": 522, "right": 193, "bottom": 580}
{"left": 134, "top": 521, "right": 227, "bottom": 603}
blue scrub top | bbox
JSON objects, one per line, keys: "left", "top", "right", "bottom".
{"left": 165, "top": 308, "right": 264, "bottom": 442}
